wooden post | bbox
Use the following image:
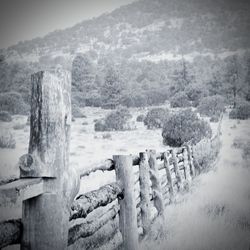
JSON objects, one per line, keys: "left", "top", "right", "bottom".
{"left": 20, "top": 69, "right": 78, "bottom": 250}
{"left": 187, "top": 145, "right": 195, "bottom": 177}
{"left": 148, "top": 150, "right": 165, "bottom": 216}
{"left": 183, "top": 147, "right": 192, "bottom": 186}
{"left": 163, "top": 152, "right": 174, "bottom": 203}
{"left": 113, "top": 155, "right": 139, "bottom": 250}
{"left": 138, "top": 152, "right": 151, "bottom": 235}
{"left": 172, "top": 148, "right": 183, "bottom": 191}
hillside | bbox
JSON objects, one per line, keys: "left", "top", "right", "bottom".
{"left": 1, "top": 0, "right": 250, "bottom": 63}
{"left": 0, "top": 0, "right": 250, "bottom": 115}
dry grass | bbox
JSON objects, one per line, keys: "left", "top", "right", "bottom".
{"left": 141, "top": 114, "right": 250, "bottom": 250}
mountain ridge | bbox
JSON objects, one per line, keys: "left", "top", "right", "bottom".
{"left": 2, "top": 0, "right": 250, "bottom": 63}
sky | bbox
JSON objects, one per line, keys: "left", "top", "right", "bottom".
{"left": 0, "top": 0, "right": 136, "bottom": 49}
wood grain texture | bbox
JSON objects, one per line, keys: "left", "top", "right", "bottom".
{"left": 0, "top": 219, "right": 22, "bottom": 248}
{"left": 114, "top": 155, "right": 139, "bottom": 250}
{"left": 70, "top": 182, "right": 122, "bottom": 220}
{"left": 138, "top": 152, "right": 152, "bottom": 235}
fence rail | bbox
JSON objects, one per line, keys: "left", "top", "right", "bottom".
{"left": 0, "top": 69, "right": 222, "bottom": 250}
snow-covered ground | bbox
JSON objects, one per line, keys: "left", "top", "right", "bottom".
{"left": 142, "top": 113, "right": 250, "bottom": 250}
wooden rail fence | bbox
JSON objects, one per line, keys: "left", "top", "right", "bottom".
{"left": 0, "top": 70, "right": 221, "bottom": 250}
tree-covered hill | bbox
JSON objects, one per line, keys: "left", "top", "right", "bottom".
{"left": 0, "top": 0, "right": 250, "bottom": 114}
{"left": 2, "top": 0, "right": 250, "bottom": 62}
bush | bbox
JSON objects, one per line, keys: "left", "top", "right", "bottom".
{"left": 193, "top": 136, "right": 220, "bottom": 171}
{"left": 242, "top": 142, "right": 250, "bottom": 160}
{"left": 136, "top": 114, "right": 145, "bottom": 122}
{"left": 71, "top": 91, "right": 86, "bottom": 107}
{"left": 72, "top": 105, "right": 86, "bottom": 118}
{"left": 197, "top": 95, "right": 225, "bottom": 117}
{"left": 0, "top": 131, "right": 16, "bottom": 149}
{"left": 0, "top": 111, "right": 12, "bottom": 122}
{"left": 185, "top": 84, "right": 208, "bottom": 107}
{"left": 229, "top": 103, "right": 250, "bottom": 120}
{"left": 94, "top": 119, "right": 107, "bottom": 131}
{"left": 104, "top": 108, "right": 132, "bottom": 131}
{"left": 144, "top": 108, "right": 169, "bottom": 129}
{"left": 162, "top": 109, "right": 212, "bottom": 147}
{"left": 94, "top": 108, "right": 132, "bottom": 131}
{"left": 85, "top": 92, "right": 103, "bottom": 107}
{"left": 210, "top": 115, "right": 219, "bottom": 123}
{"left": 170, "top": 92, "right": 191, "bottom": 108}
{"left": 0, "top": 92, "right": 29, "bottom": 115}
{"left": 102, "top": 133, "right": 112, "bottom": 140}
{"left": 121, "top": 93, "right": 147, "bottom": 108}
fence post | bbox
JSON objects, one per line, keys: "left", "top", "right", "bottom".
{"left": 148, "top": 150, "right": 165, "bottom": 216}
{"left": 172, "top": 148, "right": 183, "bottom": 191}
{"left": 183, "top": 147, "right": 192, "bottom": 186}
{"left": 187, "top": 145, "right": 195, "bottom": 177}
{"left": 113, "top": 155, "right": 139, "bottom": 250}
{"left": 163, "top": 151, "right": 174, "bottom": 203}
{"left": 20, "top": 69, "right": 75, "bottom": 250}
{"left": 139, "top": 152, "right": 151, "bottom": 236}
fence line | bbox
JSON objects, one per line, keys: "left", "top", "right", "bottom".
{"left": 0, "top": 69, "right": 222, "bottom": 250}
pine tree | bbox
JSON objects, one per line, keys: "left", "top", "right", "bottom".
{"left": 101, "top": 66, "right": 123, "bottom": 109}
{"left": 71, "top": 54, "right": 95, "bottom": 93}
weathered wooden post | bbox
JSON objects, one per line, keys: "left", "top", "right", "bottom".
{"left": 172, "top": 148, "right": 183, "bottom": 191}
{"left": 148, "top": 150, "right": 165, "bottom": 217}
{"left": 163, "top": 151, "right": 174, "bottom": 203}
{"left": 187, "top": 145, "right": 195, "bottom": 177}
{"left": 19, "top": 69, "right": 78, "bottom": 250}
{"left": 138, "top": 152, "right": 152, "bottom": 236}
{"left": 183, "top": 147, "right": 192, "bottom": 187}
{"left": 113, "top": 155, "right": 139, "bottom": 250}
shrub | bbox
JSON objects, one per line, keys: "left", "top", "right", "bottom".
{"left": 94, "top": 108, "right": 132, "bottom": 131}
{"left": 94, "top": 119, "right": 107, "bottom": 131}
{"left": 145, "top": 89, "right": 168, "bottom": 106}
{"left": 121, "top": 93, "right": 147, "bottom": 108}
{"left": 197, "top": 95, "right": 225, "bottom": 117}
{"left": 144, "top": 108, "right": 169, "bottom": 129}
{"left": 71, "top": 91, "right": 86, "bottom": 107}
{"left": 72, "top": 105, "right": 86, "bottom": 118}
{"left": 242, "top": 141, "right": 250, "bottom": 160}
{"left": 104, "top": 108, "right": 132, "bottom": 131}
{"left": 85, "top": 92, "right": 103, "bottom": 107}
{"left": 0, "top": 92, "right": 29, "bottom": 115}
{"left": 185, "top": 84, "right": 208, "bottom": 107}
{"left": 0, "top": 131, "right": 16, "bottom": 149}
{"left": 0, "top": 111, "right": 12, "bottom": 122}
{"left": 170, "top": 91, "right": 191, "bottom": 108}
{"left": 193, "top": 136, "right": 220, "bottom": 171}
{"left": 102, "top": 133, "right": 112, "bottom": 140}
{"left": 229, "top": 103, "right": 250, "bottom": 120}
{"left": 162, "top": 109, "right": 212, "bottom": 147}
{"left": 136, "top": 114, "right": 145, "bottom": 122}
{"left": 210, "top": 115, "right": 219, "bottom": 123}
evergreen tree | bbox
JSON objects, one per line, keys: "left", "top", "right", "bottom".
{"left": 71, "top": 54, "right": 95, "bottom": 93}
{"left": 101, "top": 66, "right": 123, "bottom": 109}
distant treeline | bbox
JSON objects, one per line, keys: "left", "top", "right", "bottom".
{"left": 0, "top": 52, "right": 250, "bottom": 114}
